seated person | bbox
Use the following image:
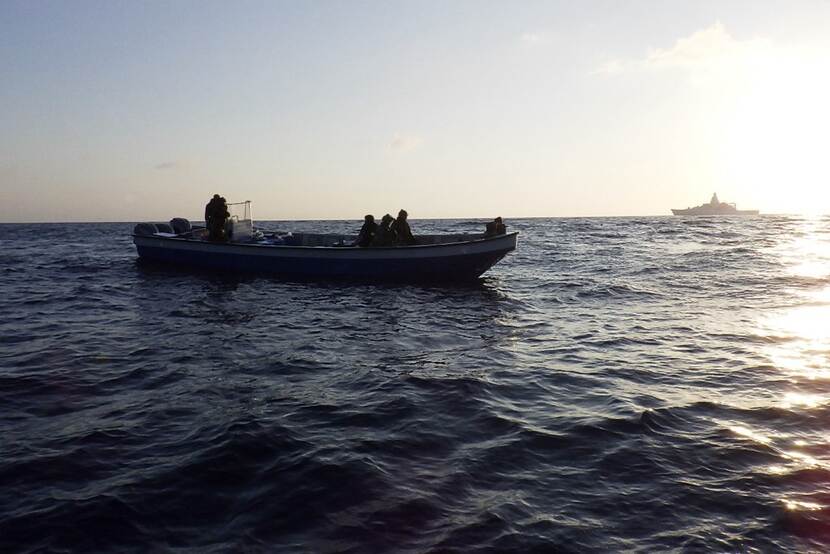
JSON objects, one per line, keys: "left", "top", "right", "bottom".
{"left": 355, "top": 214, "right": 378, "bottom": 247}
{"left": 485, "top": 217, "right": 506, "bottom": 236}
{"left": 494, "top": 216, "right": 506, "bottom": 235}
{"left": 371, "top": 214, "right": 395, "bottom": 246}
{"left": 390, "top": 209, "right": 415, "bottom": 245}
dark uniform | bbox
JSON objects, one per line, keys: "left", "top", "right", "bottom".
{"left": 486, "top": 217, "right": 506, "bottom": 236}
{"left": 390, "top": 209, "right": 415, "bottom": 245}
{"left": 494, "top": 217, "right": 506, "bottom": 235}
{"left": 205, "top": 194, "right": 230, "bottom": 241}
{"left": 372, "top": 214, "right": 395, "bottom": 246}
{"left": 356, "top": 215, "right": 378, "bottom": 247}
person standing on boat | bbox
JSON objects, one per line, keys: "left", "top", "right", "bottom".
{"left": 204, "top": 195, "right": 218, "bottom": 238}
{"left": 355, "top": 214, "right": 378, "bottom": 247}
{"left": 372, "top": 214, "right": 395, "bottom": 246}
{"left": 205, "top": 194, "right": 230, "bottom": 241}
{"left": 391, "top": 209, "right": 415, "bottom": 245}
{"left": 205, "top": 194, "right": 219, "bottom": 225}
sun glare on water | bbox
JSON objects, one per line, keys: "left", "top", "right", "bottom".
{"left": 759, "top": 218, "right": 830, "bottom": 379}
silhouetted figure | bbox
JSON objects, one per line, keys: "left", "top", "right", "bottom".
{"left": 205, "top": 194, "right": 219, "bottom": 225}
{"left": 355, "top": 214, "right": 378, "bottom": 247}
{"left": 205, "top": 194, "right": 230, "bottom": 241}
{"left": 390, "top": 209, "right": 415, "bottom": 245}
{"left": 495, "top": 216, "right": 506, "bottom": 235}
{"left": 372, "top": 214, "right": 395, "bottom": 246}
{"left": 485, "top": 217, "right": 507, "bottom": 236}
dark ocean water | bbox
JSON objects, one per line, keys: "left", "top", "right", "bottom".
{"left": 3, "top": 216, "right": 830, "bottom": 553}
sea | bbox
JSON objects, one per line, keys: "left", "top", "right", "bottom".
{"left": 2, "top": 215, "right": 830, "bottom": 553}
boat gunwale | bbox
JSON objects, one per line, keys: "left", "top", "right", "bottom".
{"left": 132, "top": 231, "right": 519, "bottom": 252}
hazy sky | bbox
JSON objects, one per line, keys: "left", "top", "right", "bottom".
{"left": 2, "top": 1, "right": 829, "bottom": 222}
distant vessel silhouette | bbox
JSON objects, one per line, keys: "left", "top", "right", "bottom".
{"left": 671, "top": 193, "right": 759, "bottom": 216}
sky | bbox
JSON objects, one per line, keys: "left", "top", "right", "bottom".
{"left": 2, "top": 0, "right": 830, "bottom": 222}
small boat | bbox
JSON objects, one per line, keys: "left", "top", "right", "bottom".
{"left": 133, "top": 202, "right": 517, "bottom": 281}
{"left": 671, "top": 193, "right": 759, "bottom": 216}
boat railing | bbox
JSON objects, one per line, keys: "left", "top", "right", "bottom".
{"left": 226, "top": 200, "right": 253, "bottom": 242}
{"left": 227, "top": 200, "right": 252, "bottom": 221}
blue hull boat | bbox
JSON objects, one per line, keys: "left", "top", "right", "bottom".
{"left": 133, "top": 229, "right": 518, "bottom": 282}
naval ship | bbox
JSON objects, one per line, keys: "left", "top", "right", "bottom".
{"left": 671, "top": 193, "right": 759, "bottom": 216}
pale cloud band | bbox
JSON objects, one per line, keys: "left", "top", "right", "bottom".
{"left": 388, "top": 133, "right": 423, "bottom": 152}
{"left": 520, "top": 32, "right": 550, "bottom": 45}
{"left": 594, "top": 22, "right": 774, "bottom": 76}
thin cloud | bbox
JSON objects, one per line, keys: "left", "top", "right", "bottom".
{"left": 388, "top": 133, "right": 422, "bottom": 152}
{"left": 520, "top": 32, "right": 549, "bottom": 45}
{"left": 154, "top": 161, "right": 182, "bottom": 170}
{"left": 594, "top": 22, "right": 774, "bottom": 77}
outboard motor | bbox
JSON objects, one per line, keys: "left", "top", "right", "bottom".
{"left": 170, "top": 217, "right": 191, "bottom": 235}
{"left": 133, "top": 223, "right": 158, "bottom": 236}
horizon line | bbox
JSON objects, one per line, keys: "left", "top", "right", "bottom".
{"left": 0, "top": 213, "right": 813, "bottom": 225}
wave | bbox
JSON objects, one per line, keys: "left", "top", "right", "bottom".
{"left": 0, "top": 218, "right": 825, "bottom": 552}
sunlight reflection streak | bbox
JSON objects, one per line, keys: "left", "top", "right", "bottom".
{"left": 760, "top": 218, "right": 830, "bottom": 380}
{"left": 783, "top": 499, "right": 823, "bottom": 511}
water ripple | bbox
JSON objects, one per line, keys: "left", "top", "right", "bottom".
{"left": 1, "top": 217, "right": 829, "bottom": 551}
